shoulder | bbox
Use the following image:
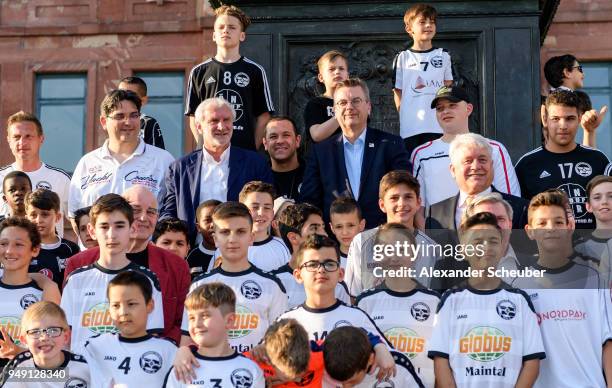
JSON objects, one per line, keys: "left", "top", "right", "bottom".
{"left": 242, "top": 56, "right": 269, "bottom": 74}
{"left": 129, "top": 264, "right": 162, "bottom": 291}
{"left": 437, "top": 286, "right": 467, "bottom": 312}
{"left": 231, "top": 146, "right": 266, "bottom": 162}
{"left": 411, "top": 140, "right": 436, "bottom": 162}
{"left": 191, "top": 267, "right": 222, "bottom": 284}
{"left": 65, "top": 263, "right": 97, "bottom": 283}
{"left": 250, "top": 266, "right": 287, "bottom": 293}
{"left": 61, "top": 239, "right": 80, "bottom": 253}
{"left": 278, "top": 304, "right": 303, "bottom": 318}
{"left": 270, "top": 263, "right": 292, "bottom": 276}
{"left": 369, "top": 127, "right": 402, "bottom": 142}
{"left": 578, "top": 144, "right": 611, "bottom": 162}
{"left": 355, "top": 287, "right": 385, "bottom": 304}
{"left": 415, "top": 229, "right": 439, "bottom": 246}
{"left": 144, "top": 144, "right": 174, "bottom": 161}
{"left": 0, "top": 164, "right": 12, "bottom": 173}
{"left": 42, "top": 163, "right": 72, "bottom": 180}
{"left": 503, "top": 287, "right": 536, "bottom": 313}
{"left": 65, "top": 350, "right": 88, "bottom": 364}
{"left": 515, "top": 146, "right": 544, "bottom": 167}
{"left": 487, "top": 139, "right": 512, "bottom": 156}
{"left": 189, "top": 59, "right": 214, "bottom": 74}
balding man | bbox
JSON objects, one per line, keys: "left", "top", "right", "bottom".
{"left": 64, "top": 185, "right": 190, "bottom": 344}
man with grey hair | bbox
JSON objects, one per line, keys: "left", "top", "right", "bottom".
{"left": 160, "top": 97, "right": 273, "bottom": 242}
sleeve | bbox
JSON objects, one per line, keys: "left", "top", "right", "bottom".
{"left": 83, "top": 340, "right": 107, "bottom": 388}
{"left": 303, "top": 99, "right": 320, "bottom": 137}
{"left": 491, "top": 142, "right": 521, "bottom": 196}
{"left": 163, "top": 367, "right": 180, "bottom": 388}
{"left": 251, "top": 64, "right": 275, "bottom": 117}
{"left": 152, "top": 118, "right": 166, "bottom": 150}
{"left": 68, "top": 158, "right": 86, "bottom": 217}
{"left": 60, "top": 279, "right": 75, "bottom": 328}
{"left": 601, "top": 288, "right": 612, "bottom": 344}
{"left": 253, "top": 365, "right": 266, "bottom": 388}
{"left": 159, "top": 161, "right": 179, "bottom": 220}
{"left": 427, "top": 296, "right": 452, "bottom": 359}
{"left": 520, "top": 294, "right": 546, "bottom": 360}
{"left": 267, "top": 282, "right": 289, "bottom": 322}
{"left": 184, "top": 66, "right": 201, "bottom": 116}
{"left": 180, "top": 307, "right": 189, "bottom": 335}
{"left": 411, "top": 150, "right": 427, "bottom": 207}
{"left": 444, "top": 50, "right": 453, "bottom": 81}
{"left": 345, "top": 233, "right": 363, "bottom": 297}
{"left": 147, "top": 280, "right": 165, "bottom": 334}
{"left": 393, "top": 52, "right": 403, "bottom": 90}
{"left": 605, "top": 162, "right": 612, "bottom": 176}
{"left": 172, "top": 259, "right": 191, "bottom": 344}
{"left": 298, "top": 146, "right": 324, "bottom": 210}
{"left": 359, "top": 310, "right": 391, "bottom": 347}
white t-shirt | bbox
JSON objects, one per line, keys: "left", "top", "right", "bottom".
{"left": 85, "top": 332, "right": 176, "bottom": 388}
{"left": 163, "top": 350, "right": 265, "bottom": 388}
{"left": 0, "top": 162, "right": 71, "bottom": 236}
{"left": 357, "top": 285, "right": 440, "bottom": 388}
{"left": 0, "top": 350, "right": 90, "bottom": 388}
{"left": 427, "top": 284, "right": 545, "bottom": 388}
{"left": 182, "top": 266, "right": 288, "bottom": 352}
{"left": 68, "top": 140, "right": 174, "bottom": 216}
{"left": 393, "top": 47, "right": 453, "bottom": 138}
{"left": 411, "top": 137, "right": 521, "bottom": 209}
{"left": 210, "top": 236, "right": 291, "bottom": 272}
{"left": 0, "top": 280, "right": 43, "bottom": 348}
{"left": 61, "top": 262, "right": 164, "bottom": 356}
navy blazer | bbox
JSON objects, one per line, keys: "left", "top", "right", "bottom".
{"left": 300, "top": 128, "right": 411, "bottom": 228}
{"left": 159, "top": 146, "right": 273, "bottom": 241}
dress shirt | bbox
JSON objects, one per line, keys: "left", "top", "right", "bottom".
{"left": 455, "top": 187, "right": 493, "bottom": 228}
{"left": 199, "top": 146, "right": 230, "bottom": 204}
{"left": 343, "top": 128, "right": 367, "bottom": 200}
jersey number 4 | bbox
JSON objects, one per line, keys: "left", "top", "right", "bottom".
{"left": 118, "top": 357, "right": 131, "bottom": 374}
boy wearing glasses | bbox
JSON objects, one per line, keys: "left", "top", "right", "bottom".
{"left": 68, "top": 89, "right": 174, "bottom": 218}
{"left": 0, "top": 301, "right": 91, "bottom": 387}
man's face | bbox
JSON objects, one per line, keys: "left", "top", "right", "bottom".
{"left": 435, "top": 99, "right": 472, "bottom": 134}
{"left": 100, "top": 100, "right": 141, "bottom": 145}
{"left": 318, "top": 57, "right": 349, "bottom": 91}
{"left": 2, "top": 177, "right": 31, "bottom": 215}
{"left": 472, "top": 202, "right": 512, "bottom": 252}
{"left": 378, "top": 184, "right": 421, "bottom": 226}
{"left": 155, "top": 231, "right": 190, "bottom": 259}
{"left": 330, "top": 211, "right": 365, "bottom": 250}
{"left": 243, "top": 192, "right": 274, "bottom": 235}
{"left": 199, "top": 105, "right": 234, "bottom": 151}
{"left": 88, "top": 210, "right": 133, "bottom": 256}
{"left": 263, "top": 120, "right": 301, "bottom": 163}
{"left": 294, "top": 247, "right": 343, "bottom": 294}
{"left": 212, "top": 216, "right": 253, "bottom": 263}
{"left": 124, "top": 189, "right": 158, "bottom": 243}
{"left": 587, "top": 182, "right": 612, "bottom": 225}
{"left": 526, "top": 205, "right": 573, "bottom": 251}
{"left": 7, "top": 121, "right": 44, "bottom": 161}
{"left": 545, "top": 104, "right": 579, "bottom": 148}
{"left": 118, "top": 82, "right": 147, "bottom": 104}
{"left": 299, "top": 214, "right": 327, "bottom": 240}
{"left": 26, "top": 206, "right": 60, "bottom": 240}
{"left": 334, "top": 86, "right": 371, "bottom": 132}
{"left": 450, "top": 145, "right": 493, "bottom": 195}
{"left": 212, "top": 14, "right": 245, "bottom": 49}
{"left": 197, "top": 206, "right": 217, "bottom": 247}
{"left": 461, "top": 225, "right": 503, "bottom": 272}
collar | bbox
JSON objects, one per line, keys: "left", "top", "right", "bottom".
{"left": 198, "top": 242, "right": 216, "bottom": 255}
{"left": 550, "top": 85, "right": 574, "bottom": 92}
{"left": 342, "top": 128, "right": 367, "bottom": 146}
{"left": 99, "top": 139, "right": 145, "bottom": 160}
{"left": 11, "top": 161, "right": 44, "bottom": 174}
{"left": 202, "top": 146, "right": 230, "bottom": 164}
{"left": 458, "top": 187, "right": 492, "bottom": 207}
{"left": 41, "top": 236, "right": 62, "bottom": 250}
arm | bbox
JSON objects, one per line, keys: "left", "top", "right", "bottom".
{"left": 433, "top": 357, "right": 457, "bottom": 388}
{"left": 581, "top": 106, "right": 608, "bottom": 148}
{"left": 188, "top": 116, "right": 200, "bottom": 147}
{"left": 309, "top": 116, "right": 341, "bottom": 143}
{"left": 388, "top": 135, "right": 412, "bottom": 172}
{"left": 604, "top": 341, "right": 612, "bottom": 387}
{"left": 491, "top": 142, "right": 521, "bottom": 196}
{"left": 255, "top": 112, "right": 271, "bottom": 150}
{"left": 393, "top": 89, "right": 402, "bottom": 112}
{"left": 159, "top": 162, "right": 178, "bottom": 220}
{"left": 172, "top": 260, "right": 191, "bottom": 344}
{"left": 515, "top": 359, "right": 540, "bottom": 388}
{"left": 30, "top": 273, "right": 61, "bottom": 303}
{"left": 372, "top": 343, "right": 396, "bottom": 381}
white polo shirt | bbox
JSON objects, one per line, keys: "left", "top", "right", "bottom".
{"left": 68, "top": 140, "right": 173, "bottom": 216}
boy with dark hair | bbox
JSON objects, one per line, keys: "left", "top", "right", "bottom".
{"left": 185, "top": 5, "right": 274, "bottom": 150}
{"left": 186, "top": 199, "right": 220, "bottom": 279}
{"left": 303, "top": 50, "right": 349, "bottom": 145}
{"left": 119, "top": 76, "right": 165, "bottom": 149}
{"left": 329, "top": 196, "right": 365, "bottom": 268}
{"left": 73, "top": 205, "right": 97, "bottom": 249}
{"left": 61, "top": 193, "right": 164, "bottom": 356}
{"left": 84, "top": 270, "right": 176, "bottom": 387}
{"left": 393, "top": 3, "right": 453, "bottom": 155}
{"left": 25, "top": 189, "right": 79, "bottom": 288}
{"left": 179, "top": 202, "right": 287, "bottom": 352}
{"left": 272, "top": 203, "right": 350, "bottom": 308}
{"left": 1, "top": 171, "right": 32, "bottom": 221}
{"left": 153, "top": 217, "right": 190, "bottom": 259}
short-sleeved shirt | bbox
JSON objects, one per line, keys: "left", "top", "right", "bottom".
{"left": 273, "top": 163, "right": 305, "bottom": 201}
{"left": 0, "top": 350, "right": 90, "bottom": 388}
{"left": 30, "top": 237, "right": 80, "bottom": 289}
{"left": 185, "top": 57, "right": 274, "bottom": 150}
{"left": 393, "top": 47, "right": 453, "bottom": 139}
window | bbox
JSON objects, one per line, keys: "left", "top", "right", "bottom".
{"left": 581, "top": 63, "right": 611, "bottom": 157}
{"left": 35, "top": 74, "right": 87, "bottom": 172}
{"left": 134, "top": 72, "right": 185, "bottom": 157}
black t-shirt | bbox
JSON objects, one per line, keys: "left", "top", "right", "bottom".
{"left": 141, "top": 114, "right": 165, "bottom": 150}
{"left": 127, "top": 248, "right": 149, "bottom": 269}
{"left": 30, "top": 238, "right": 80, "bottom": 289}
{"left": 186, "top": 244, "right": 215, "bottom": 280}
{"left": 273, "top": 163, "right": 305, "bottom": 200}
{"left": 303, "top": 96, "right": 339, "bottom": 146}
{"left": 515, "top": 144, "right": 610, "bottom": 229}
{"left": 185, "top": 56, "right": 274, "bottom": 150}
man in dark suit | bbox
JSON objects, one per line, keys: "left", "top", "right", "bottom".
{"left": 159, "top": 97, "right": 273, "bottom": 241}
{"left": 300, "top": 78, "right": 411, "bottom": 228}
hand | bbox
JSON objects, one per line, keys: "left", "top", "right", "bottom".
{"left": 372, "top": 343, "right": 396, "bottom": 381}
{"left": 0, "top": 328, "right": 24, "bottom": 360}
{"left": 582, "top": 106, "right": 608, "bottom": 133}
{"left": 172, "top": 346, "right": 199, "bottom": 383}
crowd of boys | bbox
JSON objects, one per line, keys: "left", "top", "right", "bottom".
{"left": 0, "top": 3, "right": 611, "bottom": 388}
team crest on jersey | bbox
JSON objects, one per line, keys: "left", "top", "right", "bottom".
{"left": 373, "top": 379, "right": 395, "bottom": 388}
{"left": 459, "top": 326, "right": 512, "bottom": 361}
{"left": 558, "top": 183, "right": 588, "bottom": 219}
{"left": 36, "top": 181, "right": 52, "bottom": 190}
{"left": 230, "top": 368, "right": 254, "bottom": 388}
{"left": 20, "top": 294, "right": 39, "bottom": 309}
{"left": 385, "top": 327, "right": 424, "bottom": 359}
{"left": 240, "top": 280, "right": 262, "bottom": 300}
{"left": 82, "top": 302, "right": 117, "bottom": 335}
{"left": 64, "top": 377, "right": 87, "bottom": 388}
{"left": 140, "top": 351, "right": 163, "bottom": 374}
{"left": 430, "top": 55, "right": 444, "bottom": 68}
{"left": 228, "top": 305, "right": 259, "bottom": 338}
{"left": 234, "top": 72, "right": 250, "bottom": 87}
{"left": 333, "top": 320, "right": 351, "bottom": 329}
{"left": 575, "top": 162, "right": 593, "bottom": 177}
{"left": 410, "top": 302, "right": 431, "bottom": 321}
{"left": 496, "top": 300, "right": 516, "bottom": 320}
{"left": 216, "top": 89, "right": 244, "bottom": 121}
{"left": 0, "top": 316, "right": 22, "bottom": 345}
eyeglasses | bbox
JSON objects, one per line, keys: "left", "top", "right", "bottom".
{"left": 107, "top": 112, "right": 140, "bottom": 121}
{"left": 335, "top": 98, "right": 365, "bottom": 108}
{"left": 25, "top": 327, "right": 64, "bottom": 339}
{"left": 573, "top": 65, "right": 583, "bottom": 73}
{"left": 300, "top": 260, "right": 340, "bottom": 272}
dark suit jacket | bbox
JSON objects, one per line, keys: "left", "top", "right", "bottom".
{"left": 300, "top": 128, "right": 411, "bottom": 228}
{"left": 159, "top": 146, "right": 273, "bottom": 240}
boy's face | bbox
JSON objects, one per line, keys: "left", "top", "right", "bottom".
{"left": 188, "top": 306, "right": 233, "bottom": 348}
{"left": 435, "top": 100, "right": 472, "bottom": 134}
{"left": 0, "top": 226, "right": 39, "bottom": 272}
{"left": 471, "top": 202, "right": 511, "bottom": 251}
{"left": 587, "top": 182, "right": 612, "bottom": 224}
{"left": 155, "top": 231, "right": 190, "bottom": 258}
{"left": 544, "top": 104, "right": 579, "bottom": 148}
{"left": 197, "top": 206, "right": 217, "bottom": 246}
{"left": 2, "top": 177, "right": 31, "bottom": 215}
{"left": 88, "top": 210, "right": 133, "bottom": 256}
{"left": 407, "top": 16, "right": 436, "bottom": 41}
{"left": 7, "top": 121, "right": 44, "bottom": 162}
{"left": 378, "top": 184, "right": 421, "bottom": 225}
{"left": 108, "top": 284, "right": 153, "bottom": 338}
{"left": 526, "top": 205, "right": 573, "bottom": 250}
{"left": 461, "top": 225, "right": 503, "bottom": 272}
{"left": 294, "top": 247, "right": 344, "bottom": 294}
{"left": 330, "top": 211, "right": 365, "bottom": 249}
{"left": 338, "top": 353, "right": 375, "bottom": 387}
{"left": 243, "top": 192, "right": 274, "bottom": 235}
{"left": 564, "top": 61, "right": 584, "bottom": 89}
{"left": 77, "top": 214, "right": 97, "bottom": 248}
{"left": 26, "top": 206, "right": 60, "bottom": 240}
{"left": 22, "top": 316, "right": 69, "bottom": 364}
{"left": 213, "top": 216, "right": 253, "bottom": 263}
{"left": 212, "top": 14, "right": 245, "bottom": 49}
{"left": 376, "top": 229, "right": 414, "bottom": 270}
{"left": 318, "top": 57, "right": 349, "bottom": 91}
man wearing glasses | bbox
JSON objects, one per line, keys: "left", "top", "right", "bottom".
{"left": 68, "top": 89, "right": 174, "bottom": 219}
{"left": 300, "top": 78, "right": 410, "bottom": 229}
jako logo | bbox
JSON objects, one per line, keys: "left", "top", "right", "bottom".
{"left": 459, "top": 326, "right": 511, "bottom": 362}
{"left": 81, "top": 302, "right": 117, "bottom": 334}
{"left": 537, "top": 309, "right": 587, "bottom": 324}
{"left": 385, "top": 327, "right": 424, "bottom": 359}
{"left": 0, "top": 316, "right": 23, "bottom": 345}
{"left": 227, "top": 305, "right": 259, "bottom": 339}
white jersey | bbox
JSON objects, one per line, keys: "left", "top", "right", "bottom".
{"left": 182, "top": 266, "right": 288, "bottom": 352}
{"left": 345, "top": 228, "right": 440, "bottom": 296}
{"left": 84, "top": 333, "right": 176, "bottom": 388}
{"left": 163, "top": 349, "right": 264, "bottom": 388}
{"left": 68, "top": 139, "right": 174, "bottom": 216}
{"left": 209, "top": 236, "right": 291, "bottom": 272}
{"left": 61, "top": 262, "right": 164, "bottom": 356}
{"left": 0, "top": 350, "right": 90, "bottom": 388}
{"left": 0, "top": 280, "right": 43, "bottom": 348}
{"left": 357, "top": 285, "right": 440, "bottom": 388}
{"left": 0, "top": 162, "right": 70, "bottom": 236}
{"left": 278, "top": 300, "right": 389, "bottom": 344}
{"left": 575, "top": 234, "right": 612, "bottom": 288}
{"left": 393, "top": 47, "right": 453, "bottom": 138}
{"left": 271, "top": 263, "right": 351, "bottom": 308}
{"left": 427, "top": 285, "right": 545, "bottom": 388}
{"left": 411, "top": 138, "right": 521, "bottom": 208}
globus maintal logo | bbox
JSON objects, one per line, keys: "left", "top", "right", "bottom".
{"left": 0, "top": 316, "right": 23, "bottom": 345}
{"left": 459, "top": 326, "right": 512, "bottom": 362}
{"left": 227, "top": 305, "right": 259, "bottom": 339}
{"left": 384, "top": 327, "right": 424, "bottom": 359}
{"left": 81, "top": 302, "right": 117, "bottom": 335}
